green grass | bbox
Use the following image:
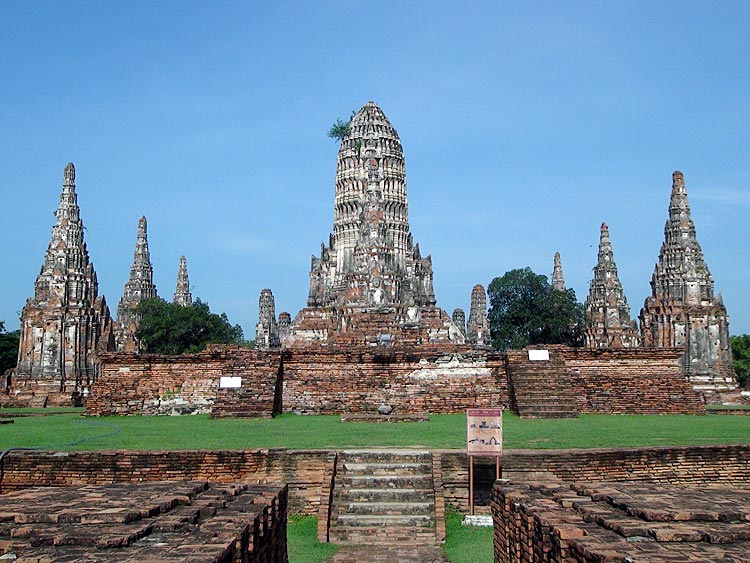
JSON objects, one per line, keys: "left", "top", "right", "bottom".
{"left": 287, "top": 515, "right": 338, "bottom": 563}
{"left": 1, "top": 412, "right": 750, "bottom": 451}
{"left": 443, "top": 510, "right": 493, "bottom": 563}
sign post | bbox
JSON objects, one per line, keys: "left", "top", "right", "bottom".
{"left": 466, "top": 408, "right": 503, "bottom": 515}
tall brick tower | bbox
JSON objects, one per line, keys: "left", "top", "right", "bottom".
{"left": 114, "top": 216, "right": 157, "bottom": 352}
{"left": 640, "top": 171, "right": 734, "bottom": 392}
{"left": 584, "top": 223, "right": 640, "bottom": 348}
{"left": 293, "top": 102, "right": 462, "bottom": 345}
{"left": 15, "top": 163, "right": 114, "bottom": 400}
{"left": 173, "top": 255, "right": 192, "bottom": 306}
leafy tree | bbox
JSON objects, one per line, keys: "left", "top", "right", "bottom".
{"left": 730, "top": 334, "right": 750, "bottom": 387}
{"left": 327, "top": 111, "right": 356, "bottom": 141}
{"left": 0, "top": 321, "right": 20, "bottom": 374}
{"left": 487, "top": 267, "right": 584, "bottom": 351}
{"left": 135, "top": 298, "right": 244, "bottom": 355}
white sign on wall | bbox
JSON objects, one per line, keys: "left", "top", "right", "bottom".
{"left": 528, "top": 349, "right": 550, "bottom": 361}
{"left": 219, "top": 376, "right": 242, "bottom": 388}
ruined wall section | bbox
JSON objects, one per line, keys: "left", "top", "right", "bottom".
{"left": 563, "top": 347, "right": 705, "bottom": 414}
{"left": 282, "top": 345, "right": 508, "bottom": 414}
{"left": 88, "top": 346, "right": 279, "bottom": 416}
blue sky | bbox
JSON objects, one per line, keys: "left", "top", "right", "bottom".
{"left": 2, "top": 1, "right": 748, "bottom": 337}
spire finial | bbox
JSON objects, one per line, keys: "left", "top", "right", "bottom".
{"left": 63, "top": 163, "right": 76, "bottom": 190}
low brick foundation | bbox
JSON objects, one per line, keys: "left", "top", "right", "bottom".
{"left": 0, "top": 480, "right": 288, "bottom": 562}
{"left": 492, "top": 480, "right": 750, "bottom": 562}
{"left": 85, "top": 344, "right": 706, "bottom": 418}
{"left": 3, "top": 445, "right": 748, "bottom": 516}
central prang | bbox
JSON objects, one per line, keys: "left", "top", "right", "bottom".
{"left": 292, "top": 101, "right": 463, "bottom": 345}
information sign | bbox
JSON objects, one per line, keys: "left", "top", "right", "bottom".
{"left": 467, "top": 408, "right": 503, "bottom": 456}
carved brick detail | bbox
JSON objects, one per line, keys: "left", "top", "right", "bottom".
{"left": 639, "top": 171, "right": 735, "bottom": 392}
{"left": 584, "top": 223, "right": 640, "bottom": 348}
{"left": 14, "top": 163, "right": 114, "bottom": 400}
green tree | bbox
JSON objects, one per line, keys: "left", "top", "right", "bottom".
{"left": 730, "top": 334, "right": 750, "bottom": 387}
{"left": 135, "top": 298, "right": 244, "bottom": 355}
{"left": 0, "top": 321, "right": 20, "bottom": 374}
{"left": 327, "top": 111, "right": 356, "bottom": 141}
{"left": 487, "top": 267, "right": 584, "bottom": 351}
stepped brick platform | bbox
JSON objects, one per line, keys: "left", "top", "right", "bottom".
{"left": 506, "top": 349, "right": 578, "bottom": 418}
{"left": 328, "top": 450, "right": 439, "bottom": 545}
{"left": 0, "top": 480, "right": 288, "bottom": 562}
{"left": 492, "top": 480, "right": 750, "bottom": 562}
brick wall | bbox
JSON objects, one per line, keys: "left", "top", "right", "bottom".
{"left": 0, "top": 448, "right": 330, "bottom": 515}
{"left": 88, "top": 346, "right": 280, "bottom": 417}
{"left": 282, "top": 346, "right": 508, "bottom": 414}
{"left": 5, "top": 445, "right": 747, "bottom": 516}
{"left": 563, "top": 347, "right": 705, "bottom": 414}
{"left": 440, "top": 444, "right": 750, "bottom": 512}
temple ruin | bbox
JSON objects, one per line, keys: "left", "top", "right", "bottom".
{"left": 114, "top": 216, "right": 157, "bottom": 352}
{"left": 290, "top": 102, "right": 463, "bottom": 346}
{"left": 583, "top": 223, "right": 640, "bottom": 348}
{"left": 466, "top": 284, "right": 491, "bottom": 347}
{"left": 551, "top": 252, "right": 566, "bottom": 291}
{"left": 13, "top": 163, "right": 114, "bottom": 404}
{"left": 173, "top": 255, "right": 192, "bottom": 306}
{"left": 255, "top": 288, "right": 280, "bottom": 350}
{"left": 640, "top": 171, "right": 735, "bottom": 393}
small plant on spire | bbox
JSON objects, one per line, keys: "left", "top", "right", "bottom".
{"left": 327, "top": 110, "right": 356, "bottom": 141}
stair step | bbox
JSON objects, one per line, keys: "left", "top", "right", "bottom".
{"left": 340, "top": 450, "right": 431, "bottom": 463}
{"left": 343, "top": 474, "right": 432, "bottom": 489}
{"left": 328, "top": 526, "right": 438, "bottom": 545}
{"left": 342, "top": 462, "right": 431, "bottom": 475}
{"left": 342, "top": 488, "right": 429, "bottom": 502}
{"left": 336, "top": 514, "right": 433, "bottom": 527}
{"left": 346, "top": 501, "right": 434, "bottom": 515}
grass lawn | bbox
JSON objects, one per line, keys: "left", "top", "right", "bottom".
{"left": 287, "top": 515, "right": 338, "bottom": 563}
{"left": 442, "top": 511, "right": 493, "bottom": 563}
{"left": 1, "top": 412, "right": 750, "bottom": 451}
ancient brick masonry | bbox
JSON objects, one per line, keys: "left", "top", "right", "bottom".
{"left": 0, "top": 481, "right": 288, "bottom": 563}
{"left": 114, "top": 216, "right": 157, "bottom": 352}
{"left": 12, "top": 163, "right": 115, "bottom": 406}
{"left": 88, "top": 346, "right": 280, "bottom": 417}
{"left": 255, "top": 288, "right": 280, "bottom": 350}
{"left": 492, "top": 480, "right": 750, "bottom": 563}
{"left": 583, "top": 223, "right": 640, "bottom": 348}
{"left": 551, "top": 252, "right": 565, "bottom": 291}
{"left": 172, "top": 255, "right": 192, "bottom": 306}
{"left": 292, "top": 101, "right": 463, "bottom": 345}
{"left": 467, "top": 284, "right": 491, "bottom": 347}
{"left": 640, "top": 171, "right": 735, "bottom": 394}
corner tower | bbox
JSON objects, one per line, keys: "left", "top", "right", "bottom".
{"left": 115, "top": 216, "right": 157, "bottom": 352}
{"left": 639, "top": 171, "right": 734, "bottom": 392}
{"left": 15, "top": 163, "right": 114, "bottom": 400}
{"left": 584, "top": 223, "right": 640, "bottom": 348}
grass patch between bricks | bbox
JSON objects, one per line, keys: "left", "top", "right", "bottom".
{"left": 443, "top": 509, "right": 493, "bottom": 563}
{"left": 2, "top": 412, "right": 750, "bottom": 451}
{"left": 287, "top": 515, "right": 338, "bottom": 563}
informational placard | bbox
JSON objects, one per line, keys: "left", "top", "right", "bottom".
{"left": 528, "top": 349, "right": 550, "bottom": 361}
{"left": 219, "top": 376, "right": 242, "bottom": 388}
{"left": 467, "top": 408, "right": 503, "bottom": 456}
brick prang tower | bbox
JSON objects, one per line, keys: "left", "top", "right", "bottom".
{"left": 115, "top": 216, "right": 157, "bottom": 352}
{"left": 15, "top": 163, "right": 114, "bottom": 396}
{"left": 639, "top": 171, "right": 734, "bottom": 391}
{"left": 584, "top": 223, "right": 640, "bottom": 348}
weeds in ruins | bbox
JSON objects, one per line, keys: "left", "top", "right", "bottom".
{"left": 3, "top": 413, "right": 750, "bottom": 451}
{"left": 442, "top": 509, "right": 493, "bottom": 563}
{"left": 287, "top": 515, "right": 338, "bottom": 563}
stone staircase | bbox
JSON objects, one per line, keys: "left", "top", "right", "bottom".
{"left": 506, "top": 350, "right": 579, "bottom": 418}
{"left": 328, "top": 450, "right": 438, "bottom": 545}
